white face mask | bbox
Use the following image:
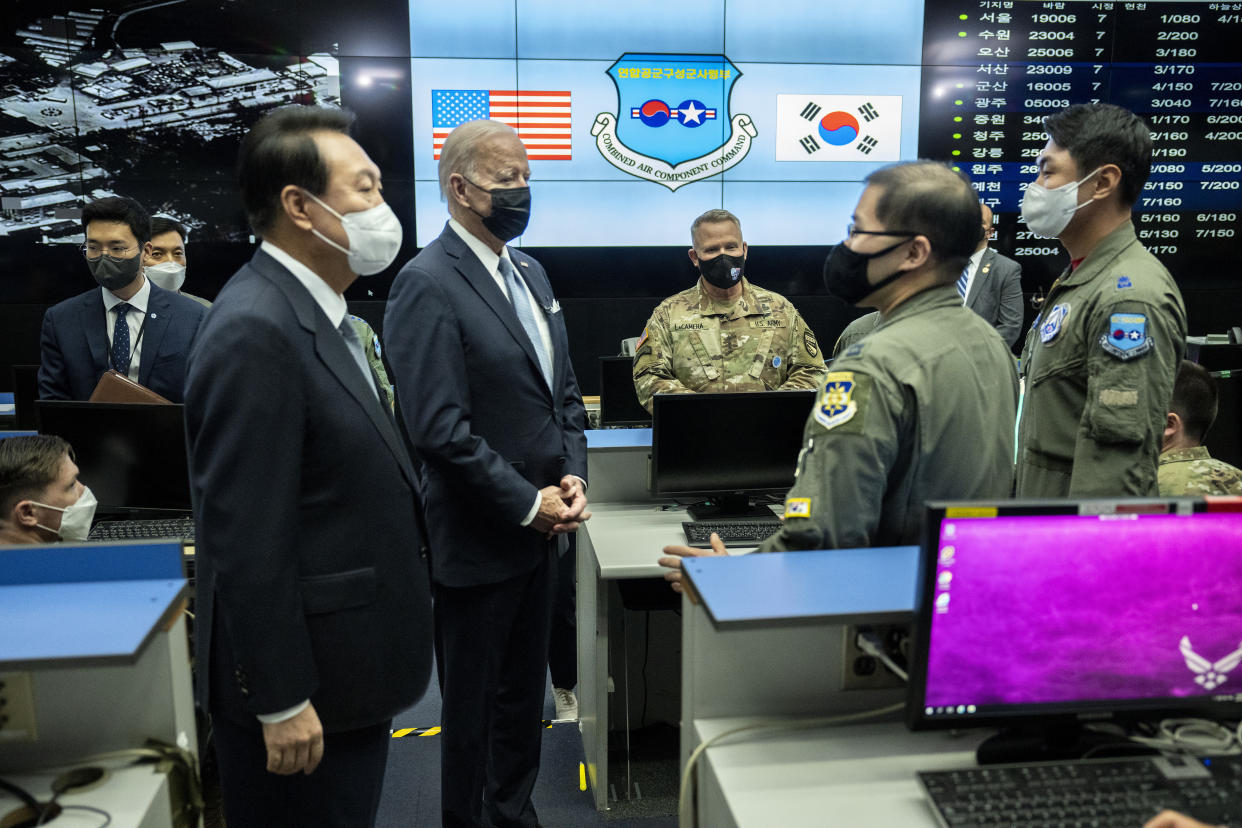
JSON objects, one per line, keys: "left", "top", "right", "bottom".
{"left": 146, "top": 261, "right": 186, "bottom": 292}
{"left": 303, "top": 191, "right": 403, "bottom": 276}
{"left": 32, "top": 486, "right": 98, "bottom": 542}
{"left": 1020, "top": 167, "right": 1103, "bottom": 238}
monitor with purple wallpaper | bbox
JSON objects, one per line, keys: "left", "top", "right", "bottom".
{"left": 907, "top": 498, "right": 1242, "bottom": 763}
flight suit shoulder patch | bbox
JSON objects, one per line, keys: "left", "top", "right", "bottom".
{"left": 814, "top": 371, "right": 867, "bottom": 432}
{"left": 1098, "top": 312, "right": 1154, "bottom": 360}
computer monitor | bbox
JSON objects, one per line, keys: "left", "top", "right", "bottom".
{"left": 907, "top": 498, "right": 1242, "bottom": 764}
{"left": 651, "top": 389, "right": 814, "bottom": 519}
{"left": 598, "top": 355, "right": 650, "bottom": 427}
{"left": 34, "top": 400, "right": 192, "bottom": 515}
{"left": 11, "top": 365, "right": 39, "bottom": 430}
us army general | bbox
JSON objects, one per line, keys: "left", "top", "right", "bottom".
{"left": 632, "top": 209, "right": 826, "bottom": 412}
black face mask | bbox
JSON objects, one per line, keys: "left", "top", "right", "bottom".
{"left": 87, "top": 253, "right": 143, "bottom": 292}
{"left": 465, "top": 177, "right": 531, "bottom": 242}
{"left": 697, "top": 252, "right": 745, "bottom": 289}
{"left": 821, "top": 237, "right": 913, "bottom": 306}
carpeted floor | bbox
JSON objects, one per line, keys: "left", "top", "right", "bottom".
{"left": 375, "top": 671, "right": 678, "bottom": 828}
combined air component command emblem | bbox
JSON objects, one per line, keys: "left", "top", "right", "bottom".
{"left": 1099, "top": 312, "right": 1154, "bottom": 360}
{"left": 814, "top": 371, "right": 858, "bottom": 430}
{"left": 591, "top": 53, "right": 756, "bottom": 191}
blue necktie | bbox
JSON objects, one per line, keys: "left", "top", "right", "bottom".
{"left": 956, "top": 265, "right": 970, "bottom": 301}
{"left": 499, "top": 257, "right": 553, "bottom": 389}
{"left": 111, "top": 302, "right": 132, "bottom": 374}
{"left": 338, "top": 318, "right": 380, "bottom": 403}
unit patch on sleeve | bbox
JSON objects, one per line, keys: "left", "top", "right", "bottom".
{"left": 814, "top": 371, "right": 859, "bottom": 430}
{"left": 784, "top": 497, "right": 812, "bottom": 519}
{"left": 803, "top": 329, "right": 819, "bottom": 357}
{"left": 1039, "top": 303, "right": 1070, "bottom": 344}
{"left": 1098, "top": 312, "right": 1154, "bottom": 360}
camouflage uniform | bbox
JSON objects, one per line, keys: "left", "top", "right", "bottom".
{"left": 1158, "top": 446, "right": 1242, "bottom": 496}
{"left": 632, "top": 278, "right": 826, "bottom": 412}
{"left": 1016, "top": 221, "right": 1186, "bottom": 497}
{"left": 759, "top": 285, "right": 1017, "bottom": 552}
{"left": 349, "top": 315, "right": 394, "bottom": 408}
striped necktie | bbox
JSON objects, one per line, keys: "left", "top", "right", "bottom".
{"left": 956, "top": 265, "right": 970, "bottom": 301}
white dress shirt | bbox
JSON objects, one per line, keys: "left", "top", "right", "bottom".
{"left": 960, "top": 247, "right": 986, "bottom": 305}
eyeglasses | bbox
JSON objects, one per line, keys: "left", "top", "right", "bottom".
{"left": 845, "top": 224, "right": 919, "bottom": 239}
{"left": 82, "top": 244, "right": 138, "bottom": 259}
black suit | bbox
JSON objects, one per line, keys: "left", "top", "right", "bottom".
{"left": 38, "top": 282, "right": 206, "bottom": 401}
{"left": 185, "top": 248, "right": 432, "bottom": 827}
{"left": 385, "top": 223, "right": 587, "bottom": 828}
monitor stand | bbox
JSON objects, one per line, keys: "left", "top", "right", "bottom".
{"left": 976, "top": 724, "right": 1157, "bottom": 765}
{"left": 685, "top": 493, "right": 776, "bottom": 521}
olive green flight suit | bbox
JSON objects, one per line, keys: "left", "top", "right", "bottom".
{"left": 1016, "top": 221, "right": 1186, "bottom": 497}
{"left": 760, "top": 284, "right": 1018, "bottom": 552}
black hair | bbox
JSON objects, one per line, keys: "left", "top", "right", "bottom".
{"left": 81, "top": 196, "right": 152, "bottom": 245}
{"left": 238, "top": 105, "right": 356, "bottom": 235}
{"left": 1044, "top": 104, "right": 1153, "bottom": 206}
{"left": 150, "top": 216, "right": 187, "bottom": 241}
{"left": 1170, "top": 360, "right": 1219, "bottom": 444}
{"left": 864, "top": 161, "right": 982, "bottom": 281}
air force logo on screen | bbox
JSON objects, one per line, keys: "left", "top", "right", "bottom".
{"left": 590, "top": 53, "right": 756, "bottom": 191}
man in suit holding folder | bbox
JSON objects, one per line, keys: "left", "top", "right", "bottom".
{"left": 184, "top": 105, "right": 431, "bottom": 828}
{"left": 37, "top": 196, "right": 206, "bottom": 402}
{"left": 384, "top": 119, "right": 588, "bottom": 828}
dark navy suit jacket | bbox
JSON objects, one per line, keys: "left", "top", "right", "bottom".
{"left": 384, "top": 223, "right": 588, "bottom": 588}
{"left": 184, "top": 248, "right": 432, "bottom": 732}
{"left": 37, "top": 282, "right": 206, "bottom": 402}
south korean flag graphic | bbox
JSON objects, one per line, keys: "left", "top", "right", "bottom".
{"left": 775, "top": 94, "right": 902, "bottom": 162}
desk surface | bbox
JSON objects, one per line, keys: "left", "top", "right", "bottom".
{"left": 582, "top": 502, "right": 758, "bottom": 580}
{"left": 0, "top": 540, "right": 187, "bottom": 668}
{"left": 684, "top": 545, "right": 919, "bottom": 627}
{"left": 697, "top": 719, "right": 987, "bottom": 827}
{"left": 585, "top": 427, "right": 651, "bottom": 449}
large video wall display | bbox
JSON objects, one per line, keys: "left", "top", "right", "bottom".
{"left": 409, "top": 0, "right": 925, "bottom": 247}
{"left": 3, "top": 0, "right": 1241, "bottom": 306}
{"left": 0, "top": 0, "right": 414, "bottom": 305}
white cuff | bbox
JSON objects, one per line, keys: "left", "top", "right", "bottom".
{"left": 519, "top": 491, "right": 541, "bottom": 527}
{"left": 256, "top": 699, "right": 309, "bottom": 724}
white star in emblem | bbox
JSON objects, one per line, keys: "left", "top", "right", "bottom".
{"left": 1128, "top": 330, "right": 1142, "bottom": 340}
{"left": 679, "top": 101, "right": 704, "bottom": 124}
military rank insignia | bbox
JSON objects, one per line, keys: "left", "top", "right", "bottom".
{"left": 784, "top": 497, "right": 812, "bottom": 519}
{"left": 372, "top": 334, "right": 382, "bottom": 360}
{"left": 814, "top": 371, "right": 857, "bottom": 430}
{"left": 1116, "top": 275, "right": 1133, "bottom": 290}
{"left": 1099, "top": 312, "right": 1154, "bottom": 360}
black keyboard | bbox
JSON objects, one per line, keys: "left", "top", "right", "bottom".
{"left": 919, "top": 754, "right": 1242, "bottom": 828}
{"left": 681, "top": 518, "right": 781, "bottom": 548}
{"left": 89, "top": 517, "right": 195, "bottom": 542}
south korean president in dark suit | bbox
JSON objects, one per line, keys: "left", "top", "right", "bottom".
{"left": 184, "top": 106, "right": 431, "bottom": 828}
{"left": 384, "top": 120, "right": 589, "bottom": 828}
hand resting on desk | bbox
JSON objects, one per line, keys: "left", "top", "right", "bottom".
{"left": 658, "top": 532, "right": 727, "bottom": 593}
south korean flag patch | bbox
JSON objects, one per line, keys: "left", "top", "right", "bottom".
{"left": 1099, "top": 312, "right": 1154, "bottom": 360}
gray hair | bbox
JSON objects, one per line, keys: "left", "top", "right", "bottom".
{"left": 690, "top": 208, "right": 742, "bottom": 246}
{"left": 438, "top": 120, "right": 519, "bottom": 201}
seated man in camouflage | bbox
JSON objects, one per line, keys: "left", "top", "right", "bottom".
{"left": 632, "top": 209, "right": 827, "bottom": 412}
{"left": 1158, "top": 360, "right": 1242, "bottom": 496}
